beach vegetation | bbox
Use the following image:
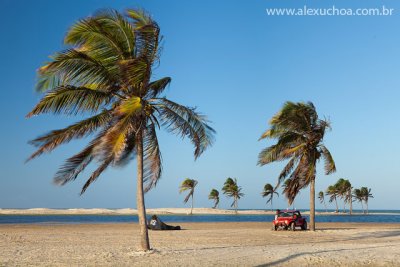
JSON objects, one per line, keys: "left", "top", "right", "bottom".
{"left": 258, "top": 101, "right": 336, "bottom": 231}
{"left": 26, "top": 8, "right": 215, "bottom": 251}
{"left": 208, "top": 189, "right": 220, "bottom": 209}
{"left": 179, "top": 178, "right": 198, "bottom": 214}
{"left": 261, "top": 183, "right": 279, "bottom": 211}
{"left": 222, "top": 178, "right": 244, "bottom": 213}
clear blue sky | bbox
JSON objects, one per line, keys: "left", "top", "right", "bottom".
{"left": 1, "top": 0, "right": 399, "bottom": 210}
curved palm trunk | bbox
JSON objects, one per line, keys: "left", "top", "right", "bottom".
{"left": 310, "top": 178, "right": 316, "bottom": 231}
{"left": 136, "top": 132, "right": 150, "bottom": 251}
{"left": 323, "top": 200, "right": 328, "bottom": 212}
{"left": 360, "top": 201, "right": 365, "bottom": 214}
{"left": 366, "top": 200, "right": 369, "bottom": 214}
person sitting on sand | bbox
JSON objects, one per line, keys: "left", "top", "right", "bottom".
{"left": 147, "top": 215, "right": 181, "bottom": 230}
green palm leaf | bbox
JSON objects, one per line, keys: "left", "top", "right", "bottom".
{"left": 27, "top": 86, "right": 112, "bottom": 116}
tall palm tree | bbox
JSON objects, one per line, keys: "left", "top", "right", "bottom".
{"left": 222, "top": 178, "right": 244, "bottom": 213}
{"left": 208, "top": 189, "right": 220, "bottom": 209}
{"left": 258, "top": 101, "right": 336, "bottom": 231}
{"left": 353, "top": 188, "right": 365, "bottom": 214}
{"left": 361, "top": 187, "right": 373, "bottom": 214}
{"left": 326, "top": 185, "right": 339, "bottom": 213}
{"left": 261, "top": 183, "right": 279, "bottom": 211}
{"left": 179, "top": 178, "right": 198, "bottom": 214}
{"left": 26, "top": 9, "right": 215, "bottom": 251}
{"left": 318, "top": 191, "right": 328, "bottom": 212}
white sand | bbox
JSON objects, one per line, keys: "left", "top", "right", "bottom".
{"left": 1, "top": 222, "right": 400, "bottom": 266}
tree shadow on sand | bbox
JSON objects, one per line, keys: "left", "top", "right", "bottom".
{"left": 256, "top": 244, "right": 398, "bottom": 267}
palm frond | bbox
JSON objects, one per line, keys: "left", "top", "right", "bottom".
{"left": 80, "top": 157, "right": 113, "bottom": 194}
{"left": 36, "top": 49, "right": 117, "bottom": 92}
{"left": 64, "top": 17, "right": 125, "bottom": 59}
{"left": 27, "top": 110, "right": 112, "bottom": 161}
{"left": 157, "top": 98, "right": 215, "bottom": 159}
{"left": 143, "top": 123, "right": 162, "bottom": 192}
{"left": 27, "top": 86, "right": 112, "bottom": 117}
{"left": 320, "top": 145, "right": 336, "bottom": 175}
{"left": 145, "top": 77, "right": 171, "bottom": 98}
{"left": 53, "top": 142, "right": 97, "bottom": 185}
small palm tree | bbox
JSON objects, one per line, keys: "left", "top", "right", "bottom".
{"left": 208, "top": 189, "right": 220, "bottom": 209}
{"left": 326, "top": 185, "right": 339, "bottom": 213}
{"left": 258, "top": 102, "right": 336, "bottom": 231}
{"left": 353, "top": 188, "right": 365, "bottom": 213}
{"left": 261, "top": 183, "right": 279, "bottom": 211}
{"left": 179, "top": 178, "right": 198, "bottom": 215}
{"left": 222, "top": 178, "right": 244, "bottom": 213}
{"left": 26, "top": 9, "right": 215, "bottom": 251}
{"left": 361, "top": 187, "right": 373, "bottom": 214}
{"left": 318, "top": 191, "right": 328, "bottom": 212}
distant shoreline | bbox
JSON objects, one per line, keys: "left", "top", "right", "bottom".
{"left": 0, "top": 208, "right": 398, "bottom": 216}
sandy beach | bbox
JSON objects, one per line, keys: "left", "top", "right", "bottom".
{"left": 1, "top": 222, "right": 399, "bottom": 266}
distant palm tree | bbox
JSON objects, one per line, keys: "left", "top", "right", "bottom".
{"left": 26, "top": 8, "right": 215, "bottom": 251}
{"left": 208, "top": 189, "right": 220, "bottom": 209}
{"left": 318, "top": 191, "right": 328, "bottom": 212}
{"left": 258, "top": 101, "right": 336, "bottom": 231}
{"left": 335, "top": 178, "right": 352, "bottom": 214}
{"left": 353, "top": 188, "right": 365, "bottom": 213}
{"left": 261, "top": 183, "right": 279, "bottom": 211}
{"left": 179, "top": 178, "right": 198, "bottom": 214}
{"left": 326, "top": 185, "right": 339, "bottom": 213}
{"left": 222, "top": 178, "right": 244, "bottom": 213}
{"left": 360, "top": 187, "right": 373, "bottom": 214}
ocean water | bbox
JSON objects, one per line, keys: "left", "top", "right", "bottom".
{"left": 1, "top": 210, "right": 400, "bottom": 224}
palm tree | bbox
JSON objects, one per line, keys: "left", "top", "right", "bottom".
{"left": 222, "top": 178, "right": 244, "bottom": 213}
{"left": 26, "top": 9, "right": 215, "bottom": 251}
{"left": 258, "top": 101, "right": 336, "bottom": 231}
{"left": 361, "top": 187, "right": 373, "bottom": 214}
{"left": 353, "top": 188, "right": 365, "bottom": 214}
{"left": 335, "top": 178, "right": 352, "bottom": 213}
{"left": 208, "top": 189, "right": 220, "bottom": 209}
{"left": 318, "top": 191, "right": 328, "bottom": 212}
{"left": 179, "top": 178, "right": 198, "bottom": 214}
{"left": 261, "top": 183, "right": 279, "bottom": 211}
{"left": 326, "top": 185, "right": 339, "bottom": 213}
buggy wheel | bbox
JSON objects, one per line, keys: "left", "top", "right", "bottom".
{"left": 290, "top": 222, "right": 296, "bottom": 231}
{"left": 274, "top": 225, "right": 278, "bottom": 231}
{"left": 302, "top": 222, "right": 307, "bottom": 231}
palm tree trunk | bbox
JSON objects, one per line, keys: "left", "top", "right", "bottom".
{"left": 323, "top": 200, "right": 327, "bottom": 212}
{"left": 310, "top": 178, "right": 316, "bottom": 231}
{"left": 360, "top": 201, "right": 365, "bottom": 214}
{"left": 271, "top": 197, "right": 273, "bottom": 212}
{"left": 366, "top": 201, "right": 369, "bottom": 214}
{"left": 136, "top": 132, "right": 150, "bottom": 251}
{"left": 349, "top": 191, "right": 352, "bottom": 215}
{"left": 334, "top": 197, "right": 338, "bottom": 213}
{"left": 235, "top": 196, "right": 238, "bottom": 214}
{"left": 191, "top": 191, "right": 194, "bottom": 215}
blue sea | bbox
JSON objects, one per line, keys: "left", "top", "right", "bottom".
{"left": 1, "top": 210, "right": 400, "bottom": 224}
